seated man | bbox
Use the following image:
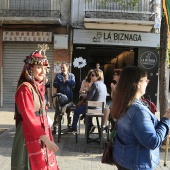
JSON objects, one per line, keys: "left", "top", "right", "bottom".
{"left": 52, "top": 62, "right": 76, "bottom": 134}
{"left": 69, "top": 69, "right": 107, "bottom": 133}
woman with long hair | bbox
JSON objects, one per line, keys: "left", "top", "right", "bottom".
{"left": 111, "top": 66, "right": 170, "bottom": 170}
{"left": 69, "top": 69, "right": 107, "bottom": 133}
{"left": 11, "top": 50, "right": 59, "bottom": 170}
{"left": 79, "top": 69, "right": 93, "bottom": 95}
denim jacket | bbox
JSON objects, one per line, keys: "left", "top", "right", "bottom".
{"left": 113, "top": 99, "right": 170, "bottom": 170}
{"left": 53, "top": 72, "right": 76, "bottom": 100}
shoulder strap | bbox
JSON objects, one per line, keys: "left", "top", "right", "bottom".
{"left": 16, "top": 82, "right": 42, "bottom": 113}
{"left": 16, "top": 82, "right": 31, "bottom": 91}
{"left": 16, "top": 82, "right": 36, "bottom": 100}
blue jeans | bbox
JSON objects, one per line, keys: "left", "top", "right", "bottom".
{"left": 72, "top": 105, "right": 92, "bottom": 129}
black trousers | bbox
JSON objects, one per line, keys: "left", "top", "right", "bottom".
{"left": 53, "top": 100, "right": 71, "bottom": 128}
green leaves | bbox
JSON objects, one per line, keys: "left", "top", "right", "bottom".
{"left": 127, "top": 0, "right": 141, "bottom": 7}
{"left": 87, "top": 0, "right": 142, "bottom": 10}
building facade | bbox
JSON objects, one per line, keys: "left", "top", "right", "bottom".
{"left": 0, "top": 0, "right": 71, "bottom": 106}
{"left": 0, "top": 0, "right": 161, "bottom": 106}
{"left": 70, "top": 0, "right": 161, "bottom": 104}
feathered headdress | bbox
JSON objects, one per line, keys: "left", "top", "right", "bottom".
{"left": 24, "top": 44, "right": 49, "bottom": 66}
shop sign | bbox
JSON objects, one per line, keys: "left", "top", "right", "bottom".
{"left": 73, "top": 29, "right": 160, "bottom": 48}
{"left": 3, "top": 31, "right": 52, "bottom": 42}
{"left": 140, "top": 51, "right": 157, "bottom": 69}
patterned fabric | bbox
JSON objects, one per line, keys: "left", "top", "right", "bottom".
{"left": 11, "top": 82, "right": 59, "bottom": 170}
{"left": 24, "top": 51, "right": 49, "bottom": 66}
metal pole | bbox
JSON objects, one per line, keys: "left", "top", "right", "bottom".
{"left": 80, "top": 68, "right": 81, "bottom": 82}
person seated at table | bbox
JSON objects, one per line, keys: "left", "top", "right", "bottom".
{"left": 79, "top": 69, "right": 93, "bottom": 99}
{"left": 77, "top": 69, "right": 94, "bottom": 121}
{"left": 103, "top": 69, "right": 122, "bottom": 132}
{"left": 52, "top": 62, "right": 76, "bottom": 133}
{"left": 68, "top": 69, "right": 107, "bottom": 133}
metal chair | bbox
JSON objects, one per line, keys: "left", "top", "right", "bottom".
{"left": 84, "top": 101, "right": 104, "bottom": 153}
{"left": 52, "top": 93, "right": 76, "bottom": 143}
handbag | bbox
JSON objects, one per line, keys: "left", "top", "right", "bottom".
{"left": 101, "top": 122, "right": 117, "bottom": 165}
{"left": 101, "top": 141, "right": 115, "bottom": 165}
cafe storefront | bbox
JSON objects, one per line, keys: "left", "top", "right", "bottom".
{"left": 72, "top": 29, "right": 160, "bottom": 104}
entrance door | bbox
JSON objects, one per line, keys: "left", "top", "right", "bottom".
{"left": 88, "top": 46, "right": 136, "bottom": 95}
{"left": 72, "top": 45, "right": 136, "bottom": 103}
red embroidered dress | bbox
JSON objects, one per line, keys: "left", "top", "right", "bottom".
{"left": 11, "top": 81, "right": 59, "bottom": 170}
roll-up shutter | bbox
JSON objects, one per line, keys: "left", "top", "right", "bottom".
{"left": 2, "top": 42, "right": 54, "bottom": 106}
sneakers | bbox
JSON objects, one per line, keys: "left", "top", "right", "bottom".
{"left": 67, "top": 124, "right": 72, "bottom": 129}
{"left": 103, "top": 125, "right": 109, "bottom": 133}
{"left": 67, "top": 128, "right": 77, "bottom": 133}
{"left": 88, "top": 125, "right": 96, "bottom": 134}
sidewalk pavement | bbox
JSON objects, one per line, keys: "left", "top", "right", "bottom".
{"left": 0, "top": 107, "right": 170, "bottom": 170}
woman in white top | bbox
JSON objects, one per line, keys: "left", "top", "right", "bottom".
{"left": 79, "top": 69, "right": 93, "bottom": 97}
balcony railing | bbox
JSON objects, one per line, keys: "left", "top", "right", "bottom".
{"left": 0, "top": 0, "right": 61, "bottom": 18}
{"left": 85, "top": 0, "right": 155, "bottom": 21}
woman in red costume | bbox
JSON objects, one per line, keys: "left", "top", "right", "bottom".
{"left": 11, "top": 50, "right": 60, "bottom": 170}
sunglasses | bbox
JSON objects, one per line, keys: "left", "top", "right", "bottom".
{"left": 140, "top": 79, "right": 150, "bottom": 84}
{"left": 146, "top": 79, "right": 150, "bottom": 84}
{"left": 91, "top": 74, "right": 96, "bottom": 77}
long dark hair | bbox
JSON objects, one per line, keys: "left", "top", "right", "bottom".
{"left": 111, "top": 66, "right": 147, "bottom": 119}
{"left": 113, "top": 69, "right": 122, "bottom": 76}
{"left": 85, "top": 69, "right": 93, "bottom": 83}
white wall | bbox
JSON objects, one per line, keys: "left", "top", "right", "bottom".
{"left": 71, "top": 0, "right": 85, "bottom": 24}
{"left": 59, "top": 0, "right": 71, "bottom": 25}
